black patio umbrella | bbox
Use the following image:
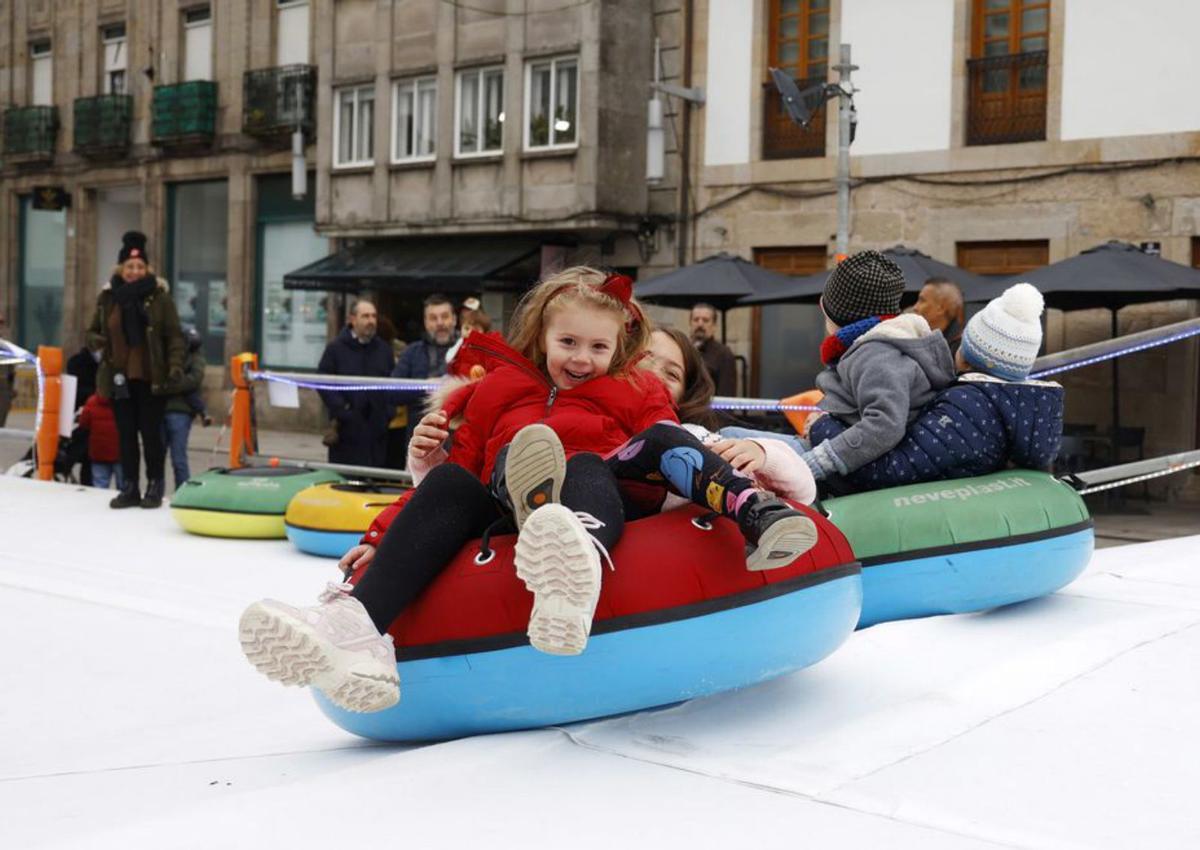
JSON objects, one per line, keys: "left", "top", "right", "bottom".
{"left": 635, "top": 252, "right": 803, "bottom": 312}
{"left": 997, "top": 240, "right": 1200, "bottom": 311}
{"left": 739, "top": 245, "right": 995, "bottom": 305}
{"left": 1006, "top": 241, "right": 1200, "bottom": 470}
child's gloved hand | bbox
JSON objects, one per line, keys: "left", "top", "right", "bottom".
{"left": 338, "top": 543, "right": 377, "bottom": 577}
{"left": 411, "top": 409, "right": 449, "bottom": 459}
{"left": 711, "top": 438, "right": 766, "bottom": 474}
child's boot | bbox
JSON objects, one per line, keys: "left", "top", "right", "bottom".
{"left": 738, "top": 494, "right": 819, "bottom": 571}
{"left": 514, "top": 503, "right": 607, "bottom": 655}
{"left": 503, "top": 423, "right": 566, "bottom": 530}
{"left": 238, "top": 582, "right": 400, "bottom": 712}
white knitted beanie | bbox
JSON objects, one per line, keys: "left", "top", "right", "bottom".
{"left": 959, "top": 282, "right": 1045, "bottom": 380}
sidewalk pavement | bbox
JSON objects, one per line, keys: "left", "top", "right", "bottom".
{"left": 2, "top": 409, "right": 1196, "bottom": 548}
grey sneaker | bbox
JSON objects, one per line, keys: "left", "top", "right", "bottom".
{"left": 505, "top": 423, "right": 566, "bottom": 530}
{"left": 739, "top": 496, "right": 820, "bottom": 572}
{"left": 238, "top": 582, "right": 400, "bottom": 713}
{"left": 514, "top": 504, "right": 608, "bottom": 656}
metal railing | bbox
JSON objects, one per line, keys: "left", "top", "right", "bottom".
{"left": 73, "top": 95, "right": 133, "bottom": 157}
{"left": 966, "top": 50, "right": 1048, "bottom": 146}
{"left": 762, "top": 79, "right": 826, "bottom": 160}
{"left": 243, "top": 64, "right": 316, "bottom": 138}
{"left": 152, "top": 81, "right": 218, "bottom": 145}
{"left": 3, "top": 105, "right": 58, "bottom": 160}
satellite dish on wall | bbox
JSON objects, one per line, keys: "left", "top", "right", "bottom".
{"left": 769, "top": 67, "right": 831, "bottom": 129}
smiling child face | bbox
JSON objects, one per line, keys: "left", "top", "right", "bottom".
{"left": 542, "top": 302, "right": 622, "bottom": 391}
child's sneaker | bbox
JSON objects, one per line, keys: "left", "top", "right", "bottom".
{"left": 739, "top": 495, "right": 819, "bottom": 572}
{"left": 514, "top": 503, "right": 606, "bottom": 656}
{"left": 505, "top": 423, "right": 566, "bottom": 530}
{"left": 238, "top": 582, "right": 399, "bottom": 713}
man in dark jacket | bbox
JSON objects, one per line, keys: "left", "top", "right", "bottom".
{"left": 317, "top": 297, "right": 396, "bottom": 468}
{"left": 390, "top": 293, "right": 458, "bottom": 464}
{"left": 689, "top": 302, "right": 738, "bottom": 396}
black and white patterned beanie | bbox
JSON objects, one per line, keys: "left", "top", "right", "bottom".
{"left": 821, "top": 250, "right": 906, "bottom": 326}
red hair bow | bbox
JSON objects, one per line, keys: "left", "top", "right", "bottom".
{"left": 598, "top": 273, "right": 644, "bottom": 330}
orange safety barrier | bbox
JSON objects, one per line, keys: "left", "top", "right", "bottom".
{"left": 35, "top": 346, "right": 63, "bottom": 481}
{"left": 228, "top": 352, "right": 259, "bottom": 468}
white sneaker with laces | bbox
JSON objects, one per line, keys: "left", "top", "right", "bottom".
{"left": 514, "top": 503, "right": 610, "bottom": 656}
{"left": 506, "top": 423, "right": 566, "bottom": 530}
{"left": 238, "top": 582, "right": 400, "bottom": 713}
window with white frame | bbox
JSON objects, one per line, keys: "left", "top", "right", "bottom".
{"left": 101, "top": 24, "right": 127, "bottom": 95}
{"left": 455, "top": 66, "right": 504, "bottom": 156}
{"left": 30, "top": 41, "right": 53, "bottom": 106}
{"left": 275, "top": 0, "right": 310, "bottom": 66}
{"left": 525, "top": 55, "right": 577, "bottom": 150}
{"left": 183, "top": 6, "right": 213, "bottom": 81}
{"left": 334, "top": 85, "right": 375, "bottom": 167}
{"left": 393, "top": 77, "right": 437, "bottom": 162}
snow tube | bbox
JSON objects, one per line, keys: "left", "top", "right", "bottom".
{"left": 822, "top": 470, "right": 1093, "bottom": 628}
{"left": 170, "top": 466, "right": 343, "bottom": 538}
{"left": 316, "top": 503, "right": 862, "bottom": 741}
{"left": 285, "top": 482, "right": 409, "bottom": 558}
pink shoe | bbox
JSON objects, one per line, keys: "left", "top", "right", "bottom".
{"left": 238, "top": 582, "right": 400, "bottom": 713}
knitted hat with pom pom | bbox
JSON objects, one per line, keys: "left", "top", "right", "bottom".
{"left": 960, "top": 282, "right": 1045, "bottom": 380}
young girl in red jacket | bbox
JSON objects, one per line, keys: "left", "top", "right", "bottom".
{"left": 240, "top": 267, "right": 815, "bottom": 713}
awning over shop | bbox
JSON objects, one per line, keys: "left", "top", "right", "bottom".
{"left": 282, "top": 236, "right": 543, "bottom": 293}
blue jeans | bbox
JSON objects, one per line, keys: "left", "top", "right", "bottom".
{"left": 162, "top": 411, "right": 193, "bottom": 488}
{"left": 91, "top": 462, "right": 124, "bottom": 491}
{"left": 719, "top": 425, "right": 810, "bottom": 455}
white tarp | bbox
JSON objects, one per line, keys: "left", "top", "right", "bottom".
{"left": 1, "top": 476, "right": 1197, "bottom": 849}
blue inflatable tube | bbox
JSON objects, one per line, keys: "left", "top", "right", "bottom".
{"left": 857, "top": 525, "right": 1094, "bottom": 628}
{"left": 284, "top": 525, "right": 360, "bottom": 559}
{"left": 314, "top": 567, "right": 862, "bottom": 742}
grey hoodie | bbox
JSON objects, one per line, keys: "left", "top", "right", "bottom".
{"left": 806, "top": 314, "right": 956, "bottom": 478}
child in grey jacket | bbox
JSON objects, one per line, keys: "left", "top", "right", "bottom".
{"left": 799, "top": 251, "right": 957, "bottom": 482}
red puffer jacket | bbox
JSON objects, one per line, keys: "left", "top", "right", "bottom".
{"left": 361, "top": 332, "right": 677, "bottom": 545}
{"left": 77, "top": 393, "right": 120, "bottom": 463}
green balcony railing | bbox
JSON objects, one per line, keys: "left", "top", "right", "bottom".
{"left": 3, "top": 106, "right": 58, "bottom": 161}
{"left": 74, "top": 95, "right": 133, "bottom": 157}
{"left": 243, "top": 64, "right": 316, "bottom": 137}
{"left": 152, "top": 80, "right": 217, "bottom": 145}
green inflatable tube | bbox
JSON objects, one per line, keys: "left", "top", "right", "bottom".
{"left": 822, "top": 471, "right": 1094, "bottom": 626}
{"left": 170, "top": 466, "right": 344, "bottom": 538}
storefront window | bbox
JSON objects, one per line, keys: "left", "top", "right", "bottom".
{"left": 18, "top": 197, "right": 66, "bottom": 349}
{"left": 170, "top": 180, "right": 228, "bottom": 363}
{"left": 260, "top": 221, "right": 329, "bottom": 368}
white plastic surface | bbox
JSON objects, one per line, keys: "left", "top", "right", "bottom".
{"left": 1, "top": 476, "right": 1197, "bottom": 849}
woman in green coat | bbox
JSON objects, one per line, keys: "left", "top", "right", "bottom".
{"left": 86, "top": 231, "right": 185, "bottom": 509}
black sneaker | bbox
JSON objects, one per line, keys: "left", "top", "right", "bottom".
{"left": 141, "top": 479, "right": 165, "bottom": 509}
{"left": 110, "top": 481, "right": 141, "bottom": 509}
{"left": 739, "top": 495, "right": 819, "bottom": 572}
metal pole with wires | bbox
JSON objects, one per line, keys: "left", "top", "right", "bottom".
{"left": 833, "top": 44, "right": 857, "bottom": 259}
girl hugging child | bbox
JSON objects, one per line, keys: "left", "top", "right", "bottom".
{"left": 239, "top": 267, "right": 817, "bottom": 714}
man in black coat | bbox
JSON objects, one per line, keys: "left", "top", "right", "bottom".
{"left": 317, "top": 298, "right": 396, "bottom": 468}
{"left": 690, "top": 302, "right": 738, "bottom": 396}
{"left": 390, "top": 293, "right": 458, "bottom": 463}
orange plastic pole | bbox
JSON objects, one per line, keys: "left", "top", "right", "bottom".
{"left": 228, "top": 352, "right": 258, "bottom": 468}
{"left": 35, "top": 346, "right": 63, "bottom": 481}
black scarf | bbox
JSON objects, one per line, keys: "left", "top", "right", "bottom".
{"left": 111, "top": 275, "right": 157, "bottom": 348}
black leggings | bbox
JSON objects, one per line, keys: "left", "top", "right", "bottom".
{"left": 606, "top": 422, "right": 761, "bottom": 525}
{"left": 352, "top": 454, "right": 624, "bottom": 633}
{"left": 112, "top": 379, "right": 166, "bottom": 483}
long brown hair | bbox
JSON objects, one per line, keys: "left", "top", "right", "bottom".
{"left": 654, "top": 327, "right": 720, "bottom": 430}
{"left": 507, "top": 266, "right": 651, "bottom": 376}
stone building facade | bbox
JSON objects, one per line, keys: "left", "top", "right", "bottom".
{"left": 668, "top": 0, "right": 1200, "bottom": 499}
